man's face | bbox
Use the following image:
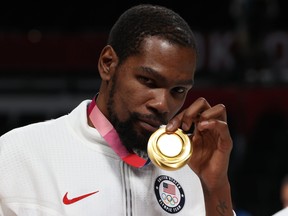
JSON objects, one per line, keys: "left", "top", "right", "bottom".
{"left": 106, "top": 37, "right": 197, "bottom": 154}
{"left": 281, "top": 184, "right": 288, "bottom": 207}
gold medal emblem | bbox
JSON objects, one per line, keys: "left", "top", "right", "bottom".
{"left": 147, "top": 125, "right": 193, "bottom": 171}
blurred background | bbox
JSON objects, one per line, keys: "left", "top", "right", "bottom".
{"left": 0, "top": 1, "right": 287, "bottom": 215}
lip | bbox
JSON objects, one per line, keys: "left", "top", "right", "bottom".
{"left": 138, "top": 119, "right": 162, "bottom": 133}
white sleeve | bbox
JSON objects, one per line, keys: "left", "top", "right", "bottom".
{"left": 272, "top": 207, "right": 288, "bottom": 216}
{"left": 0, "top": 203, "right": 16, "bottom": 216}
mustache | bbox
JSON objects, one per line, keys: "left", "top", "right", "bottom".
{"left": 132, "top": 112, "right": 167, "bottom": 126}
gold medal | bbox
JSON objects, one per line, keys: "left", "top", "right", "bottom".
{"left": 147, "top": 125, "right": 193, "bottom": 171}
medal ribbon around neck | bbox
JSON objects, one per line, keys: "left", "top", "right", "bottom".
{"left": 87, "top": 97, "right": 150, "bottom": 168}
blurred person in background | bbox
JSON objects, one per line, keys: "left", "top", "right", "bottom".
{"left": 272, "top": 175, "right": 288, "bottom": 215}
{"left": 280, "top": 174, "right": 288, "bottom": 208}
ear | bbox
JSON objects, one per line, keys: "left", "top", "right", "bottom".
{"left": 98, "top": 45, "right": 118, "bottom": 81}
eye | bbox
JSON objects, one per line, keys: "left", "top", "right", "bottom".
{"left": 172, "top": 87, "right": 187, "bottom": 94}
{"left": 137, "top": 76, "right": 156, "bottom": 87}
{"left": 138, "top": 76, "right": 150, "bottom": 82}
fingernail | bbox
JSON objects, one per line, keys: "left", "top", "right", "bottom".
{"left": 166, "top": 122, "right": 173, "bottom": 130}
{"left": 199, "top": 121, "right": 209, "bottom": 126}
{"left": 182, "top": 122, "right": 189, "bottom": 131}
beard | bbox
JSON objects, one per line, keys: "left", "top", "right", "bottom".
{"left": 110, "top": 111, "right": 152, "bottom": 155}
{"left": 106, "top": 74, "right": 164, "bottom": 157}
{"left": 108, "top": 99, "right": 167, "bottom": 157}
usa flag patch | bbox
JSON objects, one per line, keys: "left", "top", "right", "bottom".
{"left": 154, "top": 175, "right": 185, "bottom": 214}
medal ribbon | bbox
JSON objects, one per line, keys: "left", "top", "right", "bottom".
{"left": 88, "top": 98, "right": 150, "bottom": 168}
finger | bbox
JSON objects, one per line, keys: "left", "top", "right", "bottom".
{"left": 180, "top": 97, "right": 211, "bottom": 131}
{"left": 200, "top": 103, "right": 227, "bottom": 122}
{"left": 166, "top": 111, "right": 184, "bottom": 132}
{"left": 197, "top": 120, "right": 233, "bottom": 152}
{"left": 166, "top": 97, "right": 211, "bottom": 132}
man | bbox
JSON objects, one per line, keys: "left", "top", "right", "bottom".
{"left": 272, "top": 175, "right": 288, "bottom": 215}
{"left": 273, "top": 207, "right": 288, "bottom": 216}
{"left": 280, "top": 175, "right": 288, "bottom": 208}
{"left": 0, "top": 4, "right": 236, "bottom": 216}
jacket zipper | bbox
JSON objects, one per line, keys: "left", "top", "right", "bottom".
{"left": 122, "top": 161, "right": 133, "bottom": 216}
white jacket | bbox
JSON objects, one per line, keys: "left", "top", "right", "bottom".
{"left": 0, "top": 100, "right": 221, "bottom": 216}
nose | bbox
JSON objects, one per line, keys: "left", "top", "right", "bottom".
{"left": 147, "top": 90, "right": 170, "bottom": 115}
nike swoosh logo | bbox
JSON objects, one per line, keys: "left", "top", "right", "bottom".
{"left": 63, "top": 191, "right": 99, "bottom": 205}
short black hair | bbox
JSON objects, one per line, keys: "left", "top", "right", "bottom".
{"left": 107, "top": 4, "right": 198, "bottom": 65}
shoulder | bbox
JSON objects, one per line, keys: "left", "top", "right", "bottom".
{"left": 0, "top": 99, "right": 90, "bottom": 144}
{"left": 272, "top": 207, "right": 288, "bottom": 216}
{"left": 0, "top": 115, "right": 65, "bottom": 143}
